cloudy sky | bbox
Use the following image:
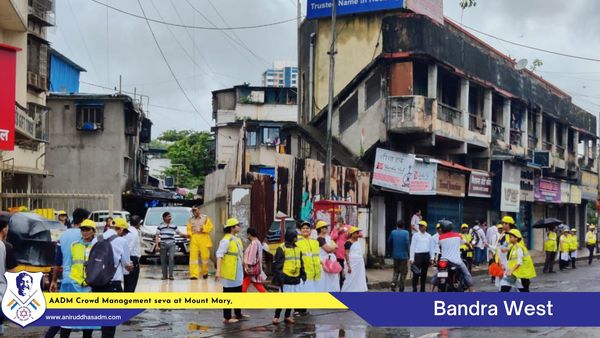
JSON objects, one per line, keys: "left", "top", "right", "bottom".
{"left": 48, "top": 0, "right": 600, "bottom": 137}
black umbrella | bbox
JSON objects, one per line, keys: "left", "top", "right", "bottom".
{"left": 7, "top": 212, "right": 66, "bottom": 267}
{"left": 533, "top": 218, "right": 563, "bottom": 229}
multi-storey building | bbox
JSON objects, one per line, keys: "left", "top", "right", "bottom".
{"left": 262, "top": 61, "right": 299, "bottom": 88}
{"left": 297, "top": 8, "right": 598, "bottom": 257}
{"left": 0, "top": 0, "right": 53, "bottom": 201}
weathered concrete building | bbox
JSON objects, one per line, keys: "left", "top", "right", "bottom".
{"left": 297, "top": 8, "right": 598, "bottom": 256}
{"left": 44, "top": 94, "right": 152, "bottom": 210}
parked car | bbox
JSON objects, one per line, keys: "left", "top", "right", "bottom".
{"left": 140, "top": 206, "right": 191, "bottom": 259}
{"left": 90, "top": 210, "right": 131, "bottom": 230}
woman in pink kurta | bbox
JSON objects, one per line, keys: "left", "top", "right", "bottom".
{"left": 330, "top": 217, "right": 350, "bottom": 268}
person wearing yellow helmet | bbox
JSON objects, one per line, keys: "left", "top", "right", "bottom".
{"left": 569, "top": 228, "right": 578, "bottom": 269}
{"left": 500, "top": 229, "right": 536, "bottom": 292}
{"left": 559, "top": 227, "right": 571, "bottom": 270}
{"left": 186, "top": 206, "right": 215, "bottom": 280}
{"left": 341, "top": 226, "right": 368, "bottom": 292}
{"left": 410, "top": 220, "right": 434, "bottom": 292}
{"left": 215, "top": 217, "right": 248, "bottom": 324}
{"left": 586, "top": 224, "right": 597, "bottom": 265}
{"left": 460, "top": 223, "right": 474, "bottom": 272}
{"left": 543, "top": 226, "right": 558, "bottom": 273}
{"left": 57, "top": 210, "right": 71, "bottom": 228}
{"left": 315, "top": 220, "right": 341, "bottom": 293}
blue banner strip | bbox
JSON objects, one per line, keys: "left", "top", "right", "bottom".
{"left": 307, "top": 0, "right": 404, "bottom": 19}
{"left": 332, "top": 292, "right": 600, "bottom": 327}
{"left": 30, "top": 309, "right": 144, "bottom": 327}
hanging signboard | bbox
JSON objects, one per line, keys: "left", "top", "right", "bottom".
{"left": 581, "top": 171, "right": 598, "bottom": 201}
{"left": 409, "top": 161, "right": 437, "bottom": 195}
{"left": 307, "top": 0, "right": 405, "bottom": 20}
{"left": 500, "top": 162, "right": 521, "bottom": 212}
{"left": 372, "top": 148, "right": 415, "bottom": 193}
{"left": 436, "top": 168, "right": 466, "bottom": 197}
{"left": 570, "top": 185, "right": 582, "bottom": 204}
{"left": 0, "top": 44, "right": 19, "bottom": 151}
{"left": 520, "top": 168, "right": 534, "bottom": 202}
{"left": 560, "top": 182, "right": 571, "bottom": 204}
{"left": 468, "top": 171, "right": 492, "bottom": 198}
{"left": 534, "top": 178, "right": 561, "bottom": 203}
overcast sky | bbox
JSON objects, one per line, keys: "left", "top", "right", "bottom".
{"left": 48, "top": 0, "right": 600, "bottom": 137}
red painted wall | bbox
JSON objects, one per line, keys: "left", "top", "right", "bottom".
{"left": 0, "top": 44, "right": 18, "bottom": 151}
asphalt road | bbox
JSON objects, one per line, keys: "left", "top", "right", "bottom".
{"left": 7, "top": 261, "right": 600, "bottom": 337}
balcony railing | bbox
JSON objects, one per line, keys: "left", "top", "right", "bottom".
{"left": 510, "top": 129, "right": 522, "bottom": 146}
{"left": 15, "top": 105, "right": 36, "bottom": 139}
{"left": 492, "top": 123, "right": 505, "bottom": 142}
{"left": 437, "top": 102, "right": 462, "bottom": 125}
{"left": 542, "top": 141, "right": 553, "bottom": 151}
{"left": 556, "top": 145, "right": 565, "bottom": 160}
{"left": 28, "top": 0, "right": 55, "bottom": 26}
{"left": 389, "top": 96, "right": 418, "bottom": 123}
{"left": 468, "top": 114, "right": 485, "bottom": 134}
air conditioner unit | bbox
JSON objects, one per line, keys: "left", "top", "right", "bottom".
{"left": 533, "top": 150, "right": 551, "bottom": 168}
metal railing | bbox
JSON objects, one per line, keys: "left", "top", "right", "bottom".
{"left": 0, "top": 191, "right": 114, "bottom": 215}
{"left": 528, "top": 136, "right": 538, "bottom": 151}
{"left": 542, "top": 141, "right": 553, "bottom": 151}
{"left": 28, "top": 0, "right": 55, "bottom": 26}
{"left": 389, "top": 96, "right": 417, "bottom": 123}
{"left": 492, "top": 122, "right": 505, "bottom": 142}
{"left": 468, "top": 114, "right": 485, "bottom": 134}
{"left": 556, "top": 145, "right": 565, "bottom": 160}
{"left": 15, "top": 105, "right": 36, "bottom": 139}
{"left": 510, "top": 129, "right": 522, "bottom": 146}
{"left": 437, "top": 102, "right": 462, "bottom": 125}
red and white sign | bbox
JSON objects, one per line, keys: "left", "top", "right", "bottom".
{"left": 0, "top": 43, "right": 19, "bottom": 151}
{"left": 372, "top": 148, "right": 416, "bottom": 193}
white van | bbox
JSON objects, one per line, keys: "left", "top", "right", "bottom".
{"left": 90, "top": 210, "right": 131, "bottom": 230}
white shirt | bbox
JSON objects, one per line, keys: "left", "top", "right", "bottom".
{"left": 96, "top": 229, "right": 131, "bottom": 282}
{"left": 124, "top": 226, "right": 141, "bottom": 258}
{"left": 432, "top": 233, "right": 441, "bottom": 255}
{"left": 472, "top": 225, "right": 488, "bottom": 249}
{"left": 486, "top": 226, "right": 499, "bottom": 251}
{"left": 410, "top": 214, "right": 421, "bottom": 233}
{"left": 439, "top": 232, "right": 466, "bottom": 265}
{"left": 410, "top": 231, "right": 434, "bottom": 261}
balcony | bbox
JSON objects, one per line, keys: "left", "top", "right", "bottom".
{"left": 15, "top": 105, "right": 36, "bottom": 140}
{"left": 437, "top": 102, "right": 462, "bottom": 125}
{"left": 468, "top": 114, "right": 485, "bottom": 134}
{"left": 510, "top": 129, "right": 522, "bottom": 147}
{"left": 542, "top": 141, "right": 553, "bottom": 152}
{"left": 492, "top": 123, "right": 505, "bottom": 144}
{"left": 28, "top": 0, "right": 55, "bottom": 26}
{"left": 27, "top": 71, "right": 47, "bottom": 92}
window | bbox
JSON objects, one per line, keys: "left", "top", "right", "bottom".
{"left": 262, "top": 127, "right": 280, "bottom": 145}
{"left": 339, "top": 93, "right": 358, "bottom": 133}
{"left": 247, "top": 130, "right": 257, "bottom": 147}
{"left": 365, "top": 73, "right": 381, "bottom": 110}
{"left": 76, "top": 105, "right": 104, "bottom": 131}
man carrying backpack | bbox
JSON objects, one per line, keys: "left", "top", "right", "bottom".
{"left": 88, "top": 217, "right": 132, "bottom": 338}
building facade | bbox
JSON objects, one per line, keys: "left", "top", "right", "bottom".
{"left": 262, "top": 61, "right": 299, "bottom": 88}
{"left": 49, "top": 47, "right": 85, "bottom": 93}
{"left": 298, "top": 10, "right": 598, "bottom": 257}
{"left": 44, "top": 94, "right": 152, "bottom": 211}
{"left": 0, "top": 0, "right": 54, "bottom": 204}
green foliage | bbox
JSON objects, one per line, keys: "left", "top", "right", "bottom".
{"left": 149, "top": 139, "right": 168, "bottom": 150}
{"left": 530, "top": 59, "right": 544, "bottom": 71}
{"left": 157, "top": 130, "right": 214, "bottom": 188}
{"left": 459, "top": 0, "right": 477, "bottom": 9}
{"left": 587, "top": 202, "right": 598, "bottom": 225}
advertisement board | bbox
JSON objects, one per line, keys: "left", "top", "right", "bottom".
{"left": 409, "top": 161, "right": 437, "bottom": 195}
{"left": 520, "top": 168, "right": 534, "bottom": 202}
{"left": 468, "top": 171, "right": 492, "bottom": 198}
{"left": 570, "top": 185, "right": 582, "bottom": 204}
{"left": 500, "top": 162, "right": 521, "bottom": 212}
{"left": 0, "top": 44, "right": 18, "bottom": 151}
{"left": 372, "top": 148, "right": 415, "bottom": 193}
{"left": 307, "top": 0, "right": 404, "bottom": 19}
{"left": 534, "top": 178, "right": 561, "bottom": 203}
{"left": 436, "top": 168, "right": 466, "bottom": 197}
{"left": 560, "top": 182, "right": 571, "bottom": 204}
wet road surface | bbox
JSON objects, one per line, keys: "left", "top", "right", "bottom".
{"left": 8, "top": 261, "right": 600, "bottom": 337}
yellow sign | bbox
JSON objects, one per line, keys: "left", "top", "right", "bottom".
{"left": 45, "top": 293, "right": 348, "bottom": 309}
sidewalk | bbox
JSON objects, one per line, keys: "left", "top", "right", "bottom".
{"left": 366, "top": 248, "right": 598, "bottom": 290}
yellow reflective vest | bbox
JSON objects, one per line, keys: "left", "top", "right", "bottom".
{"left": 281, "top": 244, "right": 302, "bottom": 278}
{"left": 70, "top": 241, "right": 93, "bottom": 286}
{"left": 461, "top": 233, "right": 473, "bottom": 258}
{"left": 559, "top": 235, "right": 570, "bottom": 253}
{"left": 569, "top": 234, "right": 578, "bottom": 251}
{"left": 508, "top": 244, "right": 536, "bottom": 279}
{"left": 544, "top": 232, "right": 557, "bottom": 252}
{"left": 221, "top": 234, "right": 243, "bottom": 280}
{"left": 296, "top": 237, "right": 321, "bottom": 281}
{"left": 586, "top": 231, "right": 597, "bottom": 245}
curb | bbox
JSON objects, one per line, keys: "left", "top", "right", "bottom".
{"left": 367, "top": 252, "right": 600, "bottom": 290}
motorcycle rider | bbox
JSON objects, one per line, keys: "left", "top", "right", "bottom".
{"left": 438, "top": 220, "right": 474, "bottom": 292}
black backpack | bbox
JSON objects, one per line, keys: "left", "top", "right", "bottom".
{"left": 85, "top": 235, "right": 118, "bottom": 287}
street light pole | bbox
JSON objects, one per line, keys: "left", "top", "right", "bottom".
{"left": 324, "top": 0, "right": 337, "bottom": 200}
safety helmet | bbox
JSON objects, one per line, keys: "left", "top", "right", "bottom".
{"left": 315, "top": 220, "right": 329, "bottom": 230}
{"left": 348, "top": 226, "right": 361, "bottom": 235}
{"left": 501, "top": 216, "right": 515, "bottom": 225}
{"left": 57, "top": 210, "right": 67, "bottom": 216}
{"left": 440, "top": 220, "right": 454, "bottom": 233}
{"left": 80, "top": 219, "right": 96, "bottom": 230}
{"left": 507, "top": 229, "right": 522, "bottom": 239}
{"left": 418, "top": 220, "right": 428, "bottom": 227}
{"left": 590, "top": 224, "right": 596, "bottom": 229}
{"left": 298, "top": 220, "right": 311, "bottom": 229}
{"left": 435, "top": 223, "right": 441, "bottom": 229}
{"left": 571, "top": 228, "right": 577, "bottom": 232}
{"left": 113, "top": 218, "right": 129, "bottom": 230}
{"left": 461, "top": 223, "right": 469, "bottom": 229}
{"left": 496, "top": 223, "right": 503, "bottom": 229}
{"left": 225, "top": 218, "right": 240, "bottom": 228}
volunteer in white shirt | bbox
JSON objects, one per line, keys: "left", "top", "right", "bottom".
{"left": 410, "top": 209, "right": 422, "bottom": 235}
{"left": 123, "top": 216, "right": 142, "bottom": 292}
{"left": 409, "top": 220, "right": 434, "bottom": 292}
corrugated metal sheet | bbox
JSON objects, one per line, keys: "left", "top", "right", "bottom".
{"left": 49, "top": 54, "right": 81, "bottom": 93}
{"left": 248, "top": 173, "right": 274, "bottom": 241}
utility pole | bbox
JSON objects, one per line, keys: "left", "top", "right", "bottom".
{"left": 324, "top": 0, "right": 337, "bottom": 200}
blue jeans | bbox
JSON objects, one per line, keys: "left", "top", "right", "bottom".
{"left": 475, "top": 247, "right": 486, "bottom": 265}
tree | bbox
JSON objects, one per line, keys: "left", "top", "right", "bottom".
{"left": 157, "top": 129, "right": 214, "bottom": 188}
{"left": 459, "top": 0, "right": 477, "bottom": 9}
{"left": 530, "top": 58, "right": 544, "bottom": 72}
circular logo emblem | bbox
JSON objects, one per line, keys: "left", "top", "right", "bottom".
{"left": 16, "top": 306, "right": 32, "bottom": 321}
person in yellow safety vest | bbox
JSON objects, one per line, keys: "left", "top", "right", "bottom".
{"left": 215, "top": 218, "right": 248, "bottom": 324}
{"left": 272, "top": 229, "right": 306, "bottom": 325}
{"left": 294, "top": 221, "right": 322, "bottom": 317}
{"left": 500, "top": 229, "right": 536, "bottom": 292}
{"left": 62, "top": 219, "right": 97, "bottom": 338}
{"left": 186, "top": 206, "right": 214, "bottom": 280}
{"left": 586, "top": 224, "right": 597, "bottom": 265}
{"left": 559, "top": 228, "right": 571, "bottom": 270}
{"left": 569, "top": 228, "right": 579, "bottom": 269}
{"left": 543, "top": 226, "right": 558, "bottom": 273}
{"left": 460, "top": 224, "right": 474, "bottom": 272}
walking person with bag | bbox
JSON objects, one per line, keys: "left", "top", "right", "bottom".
{"left": 272, "top": 229, "right": 305, "bottom": 325}
{"left": 215, "top": 218, "right": 249, "bottom": 324}
{"left": 409, "top": 220, "right": 433, "bottom": 292}
{"left": 87, "top": 217, "right": 133, "bottom": 338}
{"left": 315, "top": 220, "right": 340, "bottom": 292}
{"left": 242, "top": 228, "right": 267, "bottom": 292}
